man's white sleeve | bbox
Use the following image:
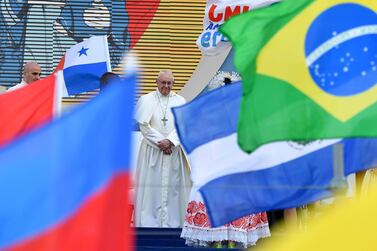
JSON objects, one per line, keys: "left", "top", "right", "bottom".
{"left": 139, "top": 122, "right": 165, "bottom": 145}
{"left": 166, "top": 129, "right": 180, "bottom": 147}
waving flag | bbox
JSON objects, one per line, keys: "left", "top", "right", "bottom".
{"left": 172, "top": 83, "right": 377, "bottom": 227}
{"left": 0, "top": 75, "right": 135, "bottom": 250}
{"left": 264, "top": 184, "right": 377, "bottom": 251}
{"left": 56, "top": 36, "right": 111, "bottom": 96}
{"left": 0, "top": 74, "right": 61, "bottom": 148}
{"left": 221, "top": 0, "right": 377, "bottom": 153}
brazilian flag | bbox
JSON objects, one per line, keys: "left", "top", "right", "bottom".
{"left": 221, "top": 0, "right": 377, "bottom": 153}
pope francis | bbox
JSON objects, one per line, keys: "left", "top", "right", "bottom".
{"left": 134, "top": 70, "right": 192, "bottom": 227}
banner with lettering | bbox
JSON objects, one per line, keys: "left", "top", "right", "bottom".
{"left": 197, "top": 0, "right": 280, "bottom": 56}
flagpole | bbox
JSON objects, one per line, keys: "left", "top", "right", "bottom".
{"left": 330, "top": 143, "right": 348, "bottom": 195}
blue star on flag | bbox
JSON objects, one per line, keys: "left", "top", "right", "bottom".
{"left": 78, "top": 47, "right": 89, "bottom": 57}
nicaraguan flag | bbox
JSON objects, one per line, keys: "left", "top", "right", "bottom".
{"left": 172, "top": 82, "right": 377, "bottom": 227}
{"left": 0, "top": 75, "right": 135, "bottom": 250}
{"left": 56, "top": 36, "right": 111, "bottom": 96}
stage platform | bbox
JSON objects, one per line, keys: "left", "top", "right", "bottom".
{"left": 133, "top": 211, "right": 286, "bottom": 250}
{"left": 134, "top": 227, "right": 242, "bottom": 251}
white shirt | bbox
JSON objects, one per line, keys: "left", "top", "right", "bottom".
{"left": 7, "top": 80, "right": 27, "bottom": 92}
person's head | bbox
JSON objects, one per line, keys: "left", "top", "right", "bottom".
{"left": 100, "top": 72, "right": 121, "bottom": 91}
{"left": 156, "top": 70, "right": 174, "bottom": 96}
{"left": 22, "top": 61, "right": 41, "bottom": 84}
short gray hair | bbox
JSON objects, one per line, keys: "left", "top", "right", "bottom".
{"left": 23, "top": 61, "right": 40, "bottom": 74}
{"left": 157, "top": 70, "right": 174, "bottom": 81}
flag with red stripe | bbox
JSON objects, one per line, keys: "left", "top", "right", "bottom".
{"left": 0, "top": 74, "right": 58, "bottom": 148}
{"left": 0, "top": 75, "right": 135, "bottom": 251}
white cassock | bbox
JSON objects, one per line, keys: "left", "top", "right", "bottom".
{"left": 134, "top": 90, "right": 192, "bottom": 227}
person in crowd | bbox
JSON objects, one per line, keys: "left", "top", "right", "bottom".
{"left": 99, "top": 71, "right": 121, "bottom": 91}
{"left": 181, "top": 75, "right": 270, "bottom": 249}
{"left": 8, "top": 61, "right": 41, "bottom": 91}
{"left": 134, "top": 70, "right": 191, "bottom": 227}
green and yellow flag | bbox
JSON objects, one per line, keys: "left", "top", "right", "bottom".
{"left": 221, "top": 0, "right": 377, "bottom": 153}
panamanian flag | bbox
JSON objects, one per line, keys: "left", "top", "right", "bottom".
{"left": 56, "top": 36, "right": 111, "bottom": 96}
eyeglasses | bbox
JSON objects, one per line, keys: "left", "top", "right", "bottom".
{"left": 157, "top": 79, "right": 173, "bottom": 86}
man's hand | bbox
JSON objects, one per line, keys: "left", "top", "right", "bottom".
{"left": 163, "top": 147, "right": 172, "bottom": 155}
{"left": 157, "top": 139, "right": 173, "bottom": 155}
{"left": 157, "top": 139, "right": 172, "bottom": 150}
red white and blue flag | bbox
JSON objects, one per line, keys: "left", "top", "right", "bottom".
{"left": 0, "top": 75, "right": 135, "bottom": 250}
{"left": 1, "top": 35, "right": 111, "bottom": 146}
{"left": 55, "top": 36, "right": 111, "bottom": 96}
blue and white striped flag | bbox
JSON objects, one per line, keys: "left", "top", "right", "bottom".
{"left": 172, "top": 82, "right": 377, "bottom": 227}
{"left": 57, "top": 36, "right": 111, "bottom": 96}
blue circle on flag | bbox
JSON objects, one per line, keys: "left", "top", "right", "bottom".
{"left": 305, "top": 3, "right": 377, "bottom": 96}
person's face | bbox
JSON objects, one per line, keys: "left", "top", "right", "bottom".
{"left": 23, "top": 64, "right": 42, "bottom": 84}
{"left": 157, "top": 73, "right": 174, "bottom": 96}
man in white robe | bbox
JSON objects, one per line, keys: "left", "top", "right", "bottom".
{"left": 134, "top": 70, "right": 192, "bottom": 228}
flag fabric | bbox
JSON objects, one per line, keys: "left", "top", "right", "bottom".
{"left": 0, "top": 75, "right": 135, "bottom": 250}
{"left": 172, "top": 83, "right": 377, "bottom": 227}
{"left": 260, "top": 183, "right": 377, "bottom": 251}
{"left": 55, "top": 36, "right": 111, "bottom": 96}
{"left": 220, "top": 0, "right": 377, "bottom": 153}
{"left": 0, "top": 74, "right": 60, "bottom": 148}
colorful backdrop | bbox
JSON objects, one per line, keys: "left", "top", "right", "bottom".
{"left": 0, "top": 0, "right": 205, "bottom": 102}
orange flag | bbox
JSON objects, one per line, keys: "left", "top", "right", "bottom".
{"left": 0, "top": 75, "right": 57, "bottom": 148}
